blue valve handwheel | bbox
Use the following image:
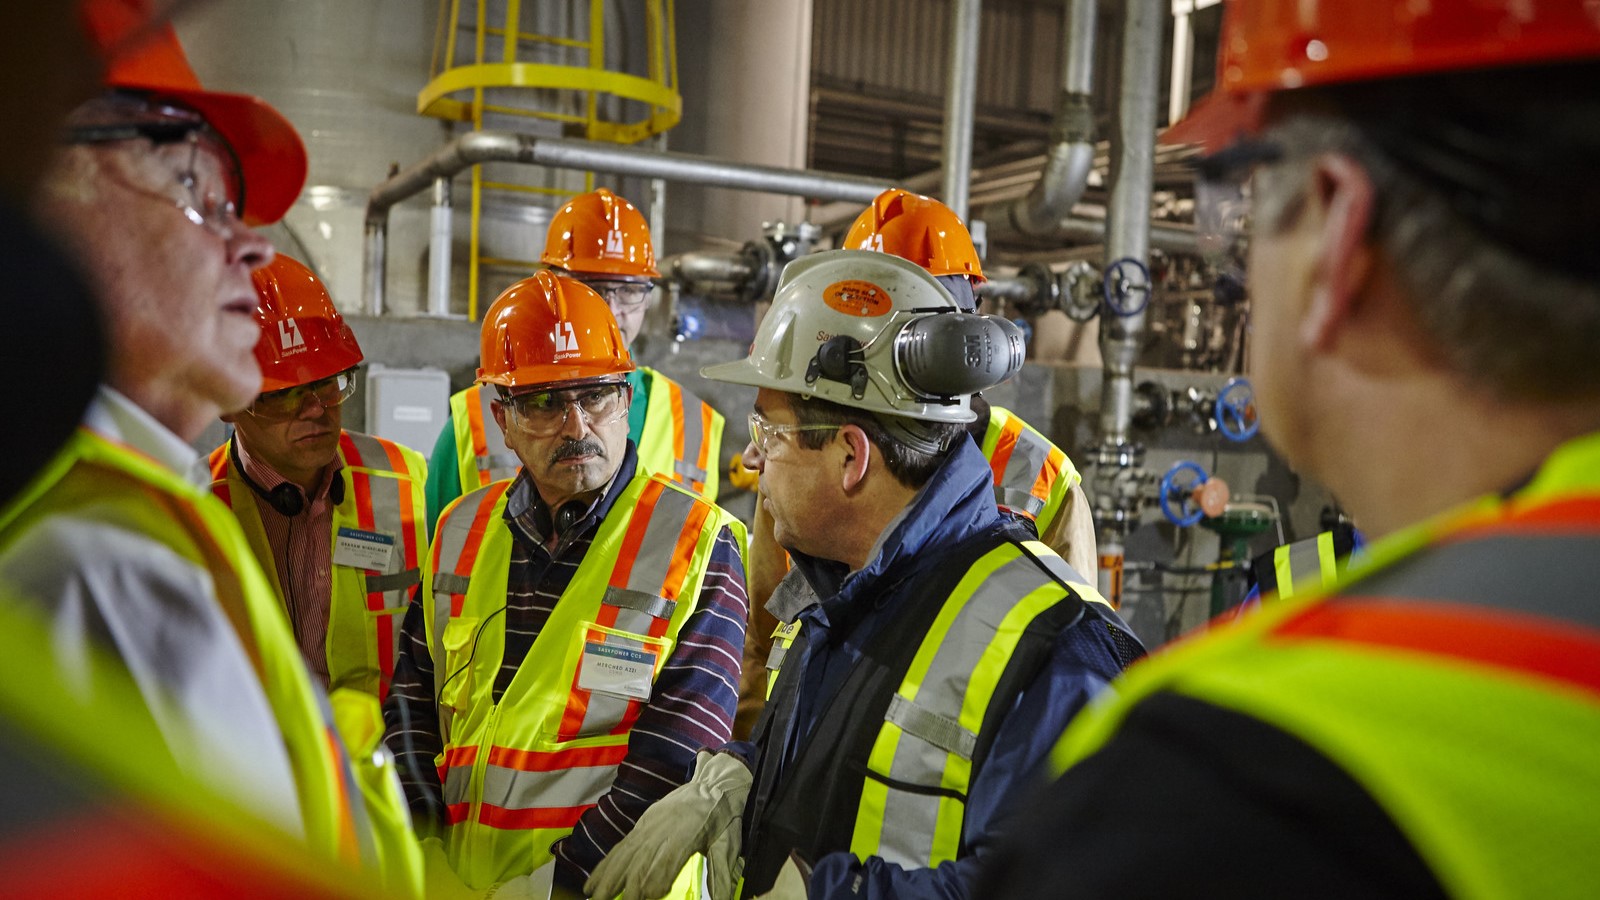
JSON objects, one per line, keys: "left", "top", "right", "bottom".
{"left": 1215, "top": 376, "right": 1260, "bottom": 442}
{"left": 1160, "top": 460, "right": 1210, "bottom": 527}
{"left": 1102, "top": 257, "right": 1151, "bottom": 317}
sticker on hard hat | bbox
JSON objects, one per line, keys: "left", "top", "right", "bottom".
{"left": 823, "top": 280, "right": 891, "bottom": 317}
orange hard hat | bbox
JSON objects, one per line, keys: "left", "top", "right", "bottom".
{"left": 843, "top": 189, "right": 984, "bottom": 283}
{"left": 79, "top": 0, "right": 307, "bottom": 225}
{"left": 1164, "top": 0, "right": 1600, "bottom": 150}
{"left": 476, "top": 271, "right": 635, "bottom": 390}
{"left": 540, "top": 187, "right": 660, "bottom": 280}
{"left": 250, "top": 255, "right": 363, "bottom": 393}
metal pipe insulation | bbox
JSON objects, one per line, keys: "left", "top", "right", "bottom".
{"left": 1096, "top": 0, "right": 1162, "bottom": 449}
{"left": 662, "top": 251, "right": 756, "bottom": 290}
{"left": 975, "top": 0, "right": 1098, "bottom": 240}
{"left": 363, "top": 130, "right": 890, "bottom": 315}
{"left": 941, "top": 0, "right": 983, "bottom": 221}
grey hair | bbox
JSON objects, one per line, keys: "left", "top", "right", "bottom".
{"left": 786, "top": 393, "right": 964, "bottom": 489}
{"left": 1254, "top": 114, "right": 1600, "bottom": 403}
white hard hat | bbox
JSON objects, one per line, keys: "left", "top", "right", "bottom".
{"left": 702, "top": 250, "right": 1023, "bottom": 424}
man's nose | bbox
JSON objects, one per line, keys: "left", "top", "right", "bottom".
{"left": 558, "top": 401, "right": 592, "bottom": 438}
{"left": 741, "top": 441, "right": 764, "bottom": 472}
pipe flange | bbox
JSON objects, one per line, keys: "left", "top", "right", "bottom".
{"left": 1012, "top": 263, "right": 1060, "bottom": 317}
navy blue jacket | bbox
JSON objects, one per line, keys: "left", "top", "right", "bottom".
{"left": 740, "top": 439, "right": 1137, "bottom": 900}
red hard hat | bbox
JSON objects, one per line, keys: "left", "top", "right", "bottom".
{"left": 844, "top": 189, "right": 985, "bottom": 283}
{"left": 79, "top": 0, "right": 307, "bottom": 225}
{"left": 477, "top": 271, "right": 635, "bottom": 390}
{"left": 540, "top": 188, "right": 660, "bottom": 279}
{"left": 250, "top": 255, "right": 363, "bottom": 393}
{"left": 1164, "top": 0, "right": 1600, "bottom": 150}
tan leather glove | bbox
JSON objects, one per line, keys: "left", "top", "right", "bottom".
{"left": 585, "top": 750, "right": 752, "bottom": 900}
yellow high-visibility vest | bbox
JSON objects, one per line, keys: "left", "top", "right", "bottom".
{"left": 0, "top": 428, "right": 422, "bottom": 897}
{"left": 979, "top": 405, "right": 1079, "bottom": 538}
{"left": 210, "top": 431, "right": 429, "bottom": 698}
{"left": 426, "top": 472, "right": 743, "bottom": 890}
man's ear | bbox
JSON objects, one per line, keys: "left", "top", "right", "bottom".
{"left": 1302, "top": 153, "right": 1377, "bottom": 351}
{"left": 490, "top": 399, "right": 509, "bottom": 443}
{"left": 837, "top": 424, "right": 873, "bottom": 494}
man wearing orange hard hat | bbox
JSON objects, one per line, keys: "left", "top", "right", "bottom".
{"left": 209, "top": 254, "right": 429, "bottom": 701}
{"left": 383, "top": 271, "right": 748, "bottom": 896}
{"left": 0, "top": 2, "right": 421, "bottom": 895}
{"left": 985, "top": 2, "right": 1600, "bottom": 896}
{"left": 426, "top": 187, "right": 726, "bottom": 531}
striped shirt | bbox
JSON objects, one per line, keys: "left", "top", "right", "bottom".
{"left": 382, "top": 444, "right": 748, "bottom": 885}
{"left": 234, "top": 437, "right": 342, "bottom": 688}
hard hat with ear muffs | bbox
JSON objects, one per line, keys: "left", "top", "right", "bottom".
{"left": 701, "top": 249, "right": 1024, "bottom": 425}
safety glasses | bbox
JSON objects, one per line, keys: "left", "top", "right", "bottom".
{"left": 66, "top": 99, "right": 245, "bottom": 241}
{"left": 747, "top": 410, "right": 839, "bottom": 458}
{"left": 502, "top": 381, "right": 632, "bottom": 437}
{"left": 585, "top": 279, "right": 654, "bottom": 311}
{"left": 247, "top": 370, "right": 358, "bottom": 420}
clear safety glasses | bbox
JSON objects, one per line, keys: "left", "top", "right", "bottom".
{"left": 1191, "top": 138, "right": 1286, "bottom": 292}
{"left": 248, "top": 370, "right": 359, "bottom": 420}
{"left": 747, "top": 411, "right": 839, "bottom": 458}
{"left": 585, "top": 279, "right": 654, "bottom": 311}
{"left": 66, "top": 100, "right": 245, "bottom": 241}
{"left": 503, "top": 381, "right": 632, "bottom": 438}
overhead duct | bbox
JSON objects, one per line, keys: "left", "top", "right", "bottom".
{"left": 975, "top": 0, "right": 1098, "bottom": 241}
{"left": 364, "top": 131, "right": 888, "bottom": 315}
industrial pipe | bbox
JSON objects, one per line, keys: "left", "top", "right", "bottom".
{"left": 1091, "top": 0, "right": 1164, "bottom": 608}
{"left": 363, "top": 131, "right": 889, "bottom": 315}
{"left": 426, "top": 176, "right": 452, "bottom": 317}
{"left": 942, "top": 0, "right": 983, "bottom": 220}
{"left": 976, "top": 0, "right": 1098, "bottom": 240}
{"left": 662, "top": 251, "right": 756, "bottom": 291}
{"left": 1097, "top": 0, "right": 1162, "bottom": 449}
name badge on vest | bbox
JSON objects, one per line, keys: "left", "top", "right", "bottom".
{"left": 332, "top": 526, "right": 396, "bottom": 572}
{"left": 578, "top": 638, "right": 658, "bottom": 702}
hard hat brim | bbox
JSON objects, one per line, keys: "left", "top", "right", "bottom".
{"left": 155, "top": 86, "right": 307, "bottom": 226}
{"left": 1160, "top": 92, "right": 1267, "bottom": 154}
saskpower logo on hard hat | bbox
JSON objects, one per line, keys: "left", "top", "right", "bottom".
{"left": 824, "top": 280, "right": 891, "bottom": 317}
{"left": 604, "top": 229, "right": 626, "bottom": 258}
{"left": 278, "top": 318, "right": 306, "bottom": 354}
{"left": 553, "top": 320, "right": 580, "bottom": 357}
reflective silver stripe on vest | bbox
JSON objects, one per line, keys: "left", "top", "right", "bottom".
{"left": 1348, "top": 533, "right": 1600, "bottom": 631}
{"left": 994, "top": 422, "right": 1051, "bottom": 518}
{"left": 604, "top": 586, "right": 678, "bottom": 621}
{"left": 366, "top": 568, "right": 421, "bottom": 593}
{"left": 672, "top": 385, "right": 708, "bottom": 488}
{"left": 875, "top": 549, "right": 1069, "bottom": 870}
{"left": 885, "top": 694, "right": 977, "bottom": 760}
{"left": 474, "top": 386, "right": 520, "bottom": 483}
{"left": 1027, "top": 541, "right": 1094, "bottom": 590}
{"left": 429, "top": 485, "right": 503, "bottom": 667}
{"left": 345, "top": 434, "right": 412, "bottom": 612}
{"left": 576, "top": 486, "right": 703, "bottom": 735}
{"left": 1285, "top": 537, "right": 1324, "bottom": 589}
{"left": 474, "top": 757, "right": 617, "bottom": 815}
{"left": 994, "top": 486, "right": 1044, "bottom": 518}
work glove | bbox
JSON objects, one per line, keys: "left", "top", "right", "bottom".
{"left": 752, "top": 855, "right": 810, "bottom": 900}
{"left": 585, "top": 750, "right": 752, "bottom": 900}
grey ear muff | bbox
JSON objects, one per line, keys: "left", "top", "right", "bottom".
{"left": 894, "top": 313, "right": 1026, "bottom": 399}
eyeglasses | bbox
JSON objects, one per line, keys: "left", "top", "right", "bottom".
{"left": 586, "top": 279, "right": 654, "bottom": 311}
{"left": 747, "top": 411, "right": 839, "bottom": 458}
{"left": 502, "top": 382, "right": 631, "bottom": 437}
{"left": 67, "top": 107, "right": 245, "bottom": 241}
{"left": 248, "top": 370, "right": 358, "bottom": 420}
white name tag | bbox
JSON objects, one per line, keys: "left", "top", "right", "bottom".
{"left": 332, "top": 526, "right": 396, "bottom": 572}
{"left": 577, "top": 641, "right": 657, "bottom": 702}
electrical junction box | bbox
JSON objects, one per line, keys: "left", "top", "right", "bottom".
{"left": 364, "top": 364, "right": 450, "bottom": 461}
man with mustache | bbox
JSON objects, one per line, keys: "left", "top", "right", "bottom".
{"left": 209, "top": 254, "right": 429, "bottom": 700}
{"left": 382, "top": 271, "right": 749, "bottom": 897}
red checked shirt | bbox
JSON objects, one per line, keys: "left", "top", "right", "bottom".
{"left": 234, "top": 437, "right": 343, "bottom": 688}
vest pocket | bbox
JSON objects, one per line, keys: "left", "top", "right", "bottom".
{"left": 550, "top": 621, "right": 672, "bottom": 742}
{"left": 438, "top": 615, "right": 482, "bottom": 720}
